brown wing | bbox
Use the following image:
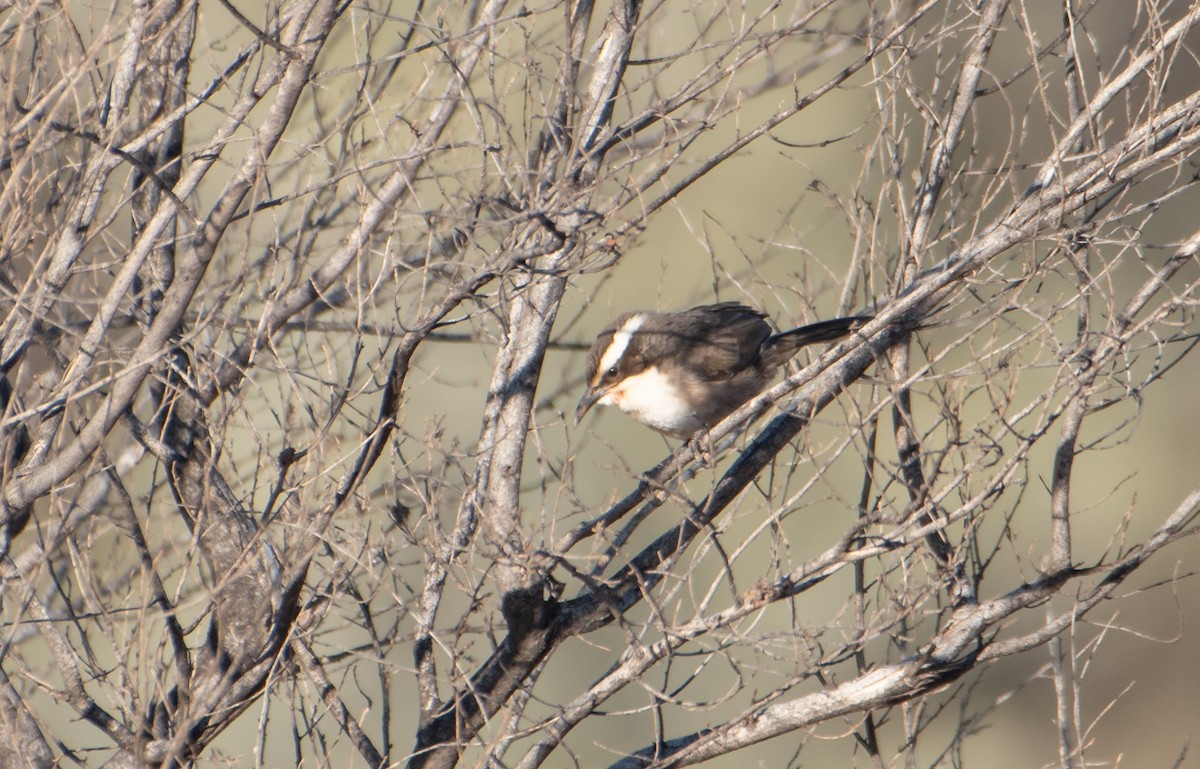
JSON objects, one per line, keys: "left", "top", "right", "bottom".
{"left": 674, "top": 303, "right": 772, "bottom": 380}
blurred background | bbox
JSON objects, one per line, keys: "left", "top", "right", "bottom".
{"left": 2, "top": 0, "right": 1197, "bottom": 767}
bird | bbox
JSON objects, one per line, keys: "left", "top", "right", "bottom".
{"left": 575, "top": 302, "right": 870, "bottom": 438}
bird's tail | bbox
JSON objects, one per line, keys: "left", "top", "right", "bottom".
{"left": 762, "top": 315, "right": 872, "bottom": 367}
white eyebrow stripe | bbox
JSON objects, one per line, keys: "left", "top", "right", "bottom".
{"left": 598, "top": 314, "right": 646, "bottom": 373}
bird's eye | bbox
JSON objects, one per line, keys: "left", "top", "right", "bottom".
{"left": 604, "top": 365, "right": 618, "bottom": 379}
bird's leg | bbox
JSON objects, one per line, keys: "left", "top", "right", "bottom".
{"left": 688, "top": 429, "right": 718, "bottom": 468}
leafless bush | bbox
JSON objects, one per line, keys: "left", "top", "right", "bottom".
{"left": 0, "top": 1, "right": 1197, "bottom": 767}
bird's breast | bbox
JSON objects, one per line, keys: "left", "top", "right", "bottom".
{"left": 598, "top": 365, "right": 702, "bottom": 437}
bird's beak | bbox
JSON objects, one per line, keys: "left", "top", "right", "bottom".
{"left": 575, "top": 385, "right": 603, "bottom": 426}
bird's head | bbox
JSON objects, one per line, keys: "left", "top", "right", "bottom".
{"left": 575, "top": 311, "right": 650, "bottom": 426}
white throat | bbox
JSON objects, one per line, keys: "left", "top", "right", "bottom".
{"left": 599, "top": 365, "right": 700, "bottom": 435}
